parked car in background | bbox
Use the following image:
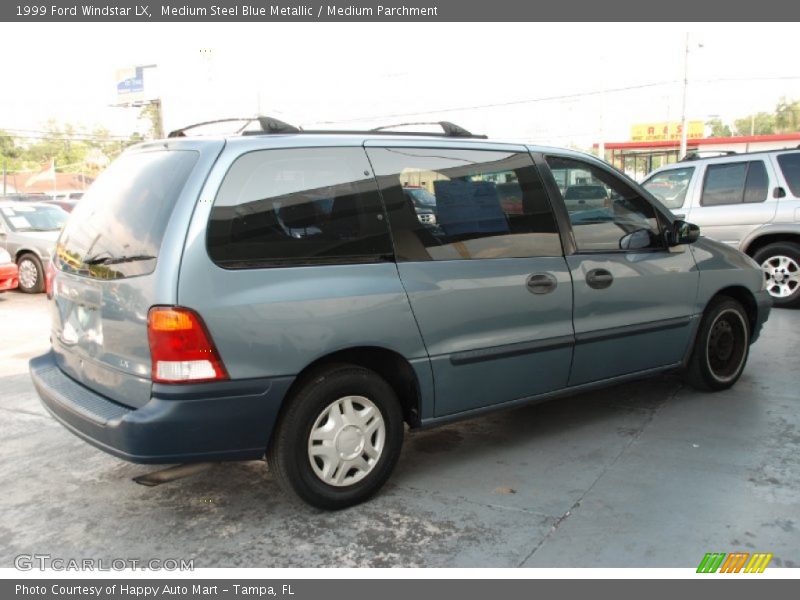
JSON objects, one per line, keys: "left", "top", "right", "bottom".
{"left": 403, "top": 185, "right": 438, "bottom": 225}
{"left": 0, "top": 201, "right": 68, "bottom": 293}
{"left": 49, "top": 191, "right": 84, "bottom": 202}
{"left": 0, "top": 247, "right": 18, "bottom": 292}
{"left": 642, "top": 149, "right": 800, "bottom": 307}
{"left": 563, "top": 184, "right": 610, "bottom": 210}
{"left": 30, "top": 118, "right": 770, "bottom": 510}
{"left": 42, "top": 199, "right": 78, "bottom": 213}
{"left": 0, "top": 193, "right": 50, "bottom": 203}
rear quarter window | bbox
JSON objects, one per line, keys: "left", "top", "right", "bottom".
{"left": 777, "top": 152, "right": 800, "bottom": 196}
{"left": 207, "top": 147, "right": 393, "bottom": 267}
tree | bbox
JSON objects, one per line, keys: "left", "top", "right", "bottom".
{"left": 775, "top": 97, "right": 800, "bottom": 133}
{"left": 138, "top": 101, "right": 163, "bottom": 139}
{"left": 733, "top": 112, "right": 776, "bottom": 136}
{"left": 706, "top": 118, "right": 732, "bottom": 138}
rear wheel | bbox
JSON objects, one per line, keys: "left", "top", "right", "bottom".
{"left": 267, "top": 364, "right": 404, "bottom": 510}
{"left": 17, "top": 253, "right": 44, "bottom": 294}
{"left": 685, "top": 297, "right": 750, "bottom": 391}
{"left": 753, "top": 242, "right": 800, "bottom": 308}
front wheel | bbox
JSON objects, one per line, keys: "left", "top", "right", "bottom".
{"left": 752, "top": 242, "right": 800, "bottom": 308}
{"left": 685, "top": 297, "right": 751, "bottom": 391}
{"left": 17, "top": 253, "right": 44, "bottom": 294}
{"left": 267, "top": 364, "right": 404, "bottom": 510}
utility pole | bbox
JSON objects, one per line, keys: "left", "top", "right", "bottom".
{"left": 679, "top": 32, "right": 690, "bottom": 160}
{"left": 151, "top": 98, "right": 165, "bottom": 139}
{"left": 597, "top": 84, "right": 605, "bottom": 162}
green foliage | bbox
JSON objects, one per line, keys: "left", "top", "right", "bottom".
{"left": 706, "top": 118, "right": 732, "bottom": 138}
{"left": 733, "top": 112, "right": 776, "bottom": 136}
{"left": 775, "top": 97, "right": 800, "bottom": 133}
{"left": 0, "top": 120, "right": 141, "bottom": 177}
{"left": 703, "top": 98, "right": 799, "bottom": 138}
{"left": 138, "top": 102, "right": 163, "bottom": 139}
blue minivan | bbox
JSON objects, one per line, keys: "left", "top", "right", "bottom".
{"left": 30, "top": 119, "right": 771, "bottom": 509}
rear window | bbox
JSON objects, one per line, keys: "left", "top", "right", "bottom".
{"left": 1, "top": 204, "right": 67, "bottom": 232}
{"left": 56, "top": 150, "right": 198, "bottom": 279}
{"left": 777, "top": 152, "right": 800, "bottom": 196}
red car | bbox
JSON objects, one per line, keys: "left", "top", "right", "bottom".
{"left": 0, "top": 248, "right": 19, "bottom": 292}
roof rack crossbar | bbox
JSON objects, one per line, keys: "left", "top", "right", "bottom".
{"left": 257, "top": 116, "right": 301, "bottom": 134}
{"left": 168, "top": 117, "right": 257, "bottom": 138}
{"left": 370, "top": 121, "right": 483, "bottom": 138}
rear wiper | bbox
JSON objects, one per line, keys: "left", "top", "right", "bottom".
{"left": 84, "top": 254, "right": 156, "bottom": 266}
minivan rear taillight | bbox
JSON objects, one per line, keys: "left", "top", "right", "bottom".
{"left": 147, "top": 307, "right": 228, "bottom": 383}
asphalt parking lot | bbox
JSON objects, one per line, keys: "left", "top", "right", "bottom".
{"left": 1, "top": 291, "right": 798, "bottom": 568}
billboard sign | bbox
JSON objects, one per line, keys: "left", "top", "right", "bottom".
{"left": 115, "top": 65, "right": 158, "bottom": 105}
{"left": 630, "top": 121, "right": 705, "bottom": 142}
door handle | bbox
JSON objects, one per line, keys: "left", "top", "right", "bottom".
{"left": 526, "top": 272, "right": 558, "bottom": 295}
{"left": 586, "top": 268, "right": 613, "bottom": 289}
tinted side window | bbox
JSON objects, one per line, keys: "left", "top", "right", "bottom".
{"left": 366, "top": 147, "right": 562, "bottom": 261}
{"left": 546, "top": 155, "right": 664, "bottom": 252}
{"left": 701, "top": 161, "right": 768, "bottom": 206}
{"left": 777, "top": 152, "right": 800, "bottom": 196}
{"left": 208, "top": 148, "right": 392, "bottom": 267}
{"left": 701, "top": 163, "right": 747, "bottom": 206}
{"left": 743, "top": 160, "right": 768, "bottom": 203}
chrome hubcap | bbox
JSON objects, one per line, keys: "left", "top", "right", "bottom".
{"left": 761, "top": 255, "right": 800, "bottom": 298}
{"left": 308, "top": 396, "right": 385, "bottom": 487}
{"left": 18, "top": 259, "right": 38, "bottom": 290}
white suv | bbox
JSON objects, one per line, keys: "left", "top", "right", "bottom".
{"left": 643, "top": 149, "right": 800, "bottom": 307}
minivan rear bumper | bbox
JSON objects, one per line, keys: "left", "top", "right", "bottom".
{"left": 30, "top": 350, "right": 294, "bottom": 464}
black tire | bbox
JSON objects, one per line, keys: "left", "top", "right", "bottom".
{"left": 685, "top": 296, "right": 751, "bottom": 392}
{"left": 17, "top": 253, "right": 44, "bottom": 294}
{"left": 267, "top": 364, "right": 404, "bottom": 510}
{"left": 752, "top": 242, "right": 800, "bottom": 308}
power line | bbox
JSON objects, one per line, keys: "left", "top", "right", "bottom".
{"left": 308, "top": 76, "right": 800, "bottom": 125}
{"left": 0, "top": 128, "right": 134, "bottom": 141}
{"left": 309, "top": 81, "right": 680, "bottom": 125}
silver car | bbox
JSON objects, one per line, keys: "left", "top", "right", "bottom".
{"left": 643, "top": 150, "right": 800, "bottom": 307}
{"left": 0, "top": 201, "right": 68, "bottom": 293}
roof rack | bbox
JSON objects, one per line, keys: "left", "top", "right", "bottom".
{"left": 681, "top": 150, "right": 737, "bottom": 161}
{"left": 168, "top": 116, "right": 299, "bottom": 138}
{"left": 169, "top": 115, "right": 486, "bottom": 139}
{"left": 680, "top": 145, "right": 800, "bottom": 162}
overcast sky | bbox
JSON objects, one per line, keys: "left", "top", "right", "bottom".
{"left": 2, "top": 22, "right": 799, "bottom": 148}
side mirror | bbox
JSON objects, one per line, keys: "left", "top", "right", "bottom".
{"left": 619, "top": 228, "right": 652, "bottom": 251}
{"left": 669, "top": 219, "right": 700, "bottom": 246}
{"left": 773, "top": 187, "right": 786, "bottom": 199}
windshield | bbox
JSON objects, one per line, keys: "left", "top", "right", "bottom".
{"left": 56, "top": 149, "right": 199, "bottom": 279}
{"left": 642, "top": 167, "right": 694, "bottom": 209}
{"left": 1, "top": 204, "right": 67, "bottom": 232}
